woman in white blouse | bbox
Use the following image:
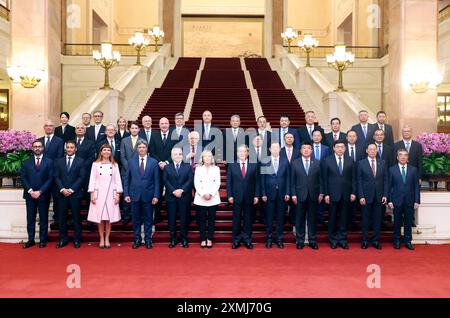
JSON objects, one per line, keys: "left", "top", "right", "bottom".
{"left": 194, "top": 150, "right": 221, "bottom": 248}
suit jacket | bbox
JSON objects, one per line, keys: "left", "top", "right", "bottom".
{"left": 200, "top": 123, "right": 221, "bottom": 157}
{"left": 322, "top": 155, "right": 356, "bottom": 202}
{"left": 163, "top": 162, "right": 194, "bottom": 202}
{"left": 312, "top": 143, "right": 331, "bottom": 161}
{"left": 256, "top": 130, "right": 272, "bottom": 158}
{"left": 115, "top": 130, "right": 131, "bottom": 143}
{"left": 96, "top": 138, "right": 121, "bottom": 165}
{"left": 280, "top": 146, "right": 300, "bottom": 164}
{"left": 356, "top": 158, "right": 388, "bottom": 204}
{"left": 388, "top": 164, "right": 420, "bottom": 207}
{"left": 226, "top": 162, "right": 260, "bottom": 204}
{"left": 120, "top": 135, "right": 143, "bottom": 173}
{"left": 138, "top": 128, "right": 157, "bottom": 149}
{"left": 345, "top": 143, "right": 366, "bottom": 163}
{"left": 375, "top": 143, "right": 393, "bottom": 168}
{"left": 150, "top": 131, "right": 177, "bottom": 163}
{"left": 260, "top": 157, "right": 290, "bottom": 200}
{"left": 325, "top": 131, "right": 347, "bottom": 148}
{"left": 291, "top": 158, "right": 323, "bottom": 202}
{"left": 223, "top": 127, "right": 252, "bottom": 162}
{"left": 20, "top": 156, "right": 54, "bottom": 200}
{"left": 297, "top": 124, "right": 325, "bottom": 145}
{"left": 123, "top": 155, "right": 160, "bottom": 202}
{"left": 54, "top": 156, "right": 86, "bottom": 199}
{"left": 193, "top": 165, "right": 222, "bottom": 206}
{"left": 392, "top": 140, "right": 423, "bottom": 177}
{"left": 38, "top": 135, "right": 64, "bottom": 160}
{"left": 277, "top": 127, "right": 300, "bottom": 149}
{"left": 86, "top": 125, "right": 106, "bottom": 142}
{"left": 75, "top": 138, "right": 96, "bottom": 165}
{"left": 351, "top": 123, "right": 376, "bottom": 146}
{"left": 371, "top": 123, "right": 394, "bottom": 146}
{"left": 170, "top": 126, "right": 191, "bottom": 143}
{"left": 55, "top": 125, "right": 76, "bottom": 143}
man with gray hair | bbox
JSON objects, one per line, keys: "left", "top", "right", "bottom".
{"left": 96, "top": 123, "right": 121, "bottom": 164}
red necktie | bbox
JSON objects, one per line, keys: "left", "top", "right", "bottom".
{"left": 241, "top": 163, "right": 246, "bottom": 178}
{"left": 191, "top": 146, "right": 195, "bottom": 169}
{"left": 36, "top": 157, "right": 41, "bottom": 170}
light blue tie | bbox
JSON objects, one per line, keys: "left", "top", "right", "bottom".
{"left": 305, "top": 160, "right": 310, "bottom": 175}
{"left": 363, "top": 125, "right": 367, "bottom": 138}
{"left": 315, "top": 145, "right": 320, "bottom": 160}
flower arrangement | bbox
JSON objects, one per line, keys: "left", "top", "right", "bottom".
{"left": 415, "top": 133, "right": 450, "bottom": 176}
{"left": 0, "top": 130, "right": 36, "bottom": 176}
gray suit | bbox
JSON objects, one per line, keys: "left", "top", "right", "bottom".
{"left": 120, "top": 136, "right": 143, "bottom": 175}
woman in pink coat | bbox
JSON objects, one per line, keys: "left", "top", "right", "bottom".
{"left": 87, "top": 144, "right": 123, "bottom": 248}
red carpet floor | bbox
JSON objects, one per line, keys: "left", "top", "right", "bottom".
{"left": 1, "top": 243, "right": 450, "bottom": 298}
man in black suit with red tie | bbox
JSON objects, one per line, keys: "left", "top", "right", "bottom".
{"left": 20, "top": 140, "right": 54, "bottom": 248}
{"left": 357, "top": 144, "right": 388, "bottom": 250}
{"left": 54, "top": 141, "right": 86, "bottom": 249}
{"left": 227, "top": 145, "right": 260, "bottom": 250}
{"left": 322, "top": 141, "right": 357, "bottom": 249}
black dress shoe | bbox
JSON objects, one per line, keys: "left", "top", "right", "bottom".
{"left": 232, "top": 242, "right": 240, "bottom": 249}
{"left": 132, "top": 241, "right": 141, "bottom": 249}
{"left": 339, "top": 242, "right": 349, "bottom": 250}
{"left": 276, "top": 242, "right": 284, "bottom": 249}
{"left": 330, "top": 242, "right": 338, "bottom": 249}
{"left": 244, "top": 242, "right": 254, "bottom": 250}
{"left": 122, "top": 217, "right": 131, "bottom": 226}
{"left": 372, "top": 242, "right": 382, "bottom": 250}
{"left": 393, "top": 242, "right": 401, "bottom": 249}
{"left": 405, "top": 242, "right": 415, "bottom": 250}
{"left": 73, "top": 241, "right": 81, "bottom": 249}
{"left": 145, "top": 241, "right": 153, "bottom": 249}
{"left": 181, "top": 241, "right": 189, "bottom": 248}
{"left": 169, "top": 240, "right": 177, "bottom": 248}
{"left": 56, "top": 241, "right": 69, "bottom": 249}
{"left": 23, "top": 241, "right": 35, "bottom": 249}
{"left": 296, "top": 242, "right": 304, "bottom": 249}
{"left": 361, "top": 242, "right": 369, "bottom": 249}
{"left": 265, "top": 241, "right": 272, "bottom": 249}
{"left": 39, "top": 242, "right": 46, "bottom": 248}
{"left": 309, "top": 242, "right": 319, "bottom": 250}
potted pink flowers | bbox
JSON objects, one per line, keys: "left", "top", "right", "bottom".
{"left": 0, "top": 130, "right": 36, "bottom": 188}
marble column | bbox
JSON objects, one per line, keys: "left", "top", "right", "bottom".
{"left": 163, "top": 0, "right": 175, "bottom": 56}
{"left": 9, "top": 0, "right": 61, "bottom": 135}
{"left": 272, "top": 0, "right": 284, "bottom": 57}
{"left": 388, "top": 0, "right": 438, "bottom": 138}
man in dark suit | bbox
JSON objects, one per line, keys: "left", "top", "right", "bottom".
{"left": 224, "top": 115, "right": 254, "bottom": 163}
{"left": 357, "top": 144, "right": 388, "bottom": 250}
{"left": 124, "top": 140, "right": 160, "bottom": 249}
{"left": 351, "top": 110, "right": 376, "bottom": 146}
{"left": 291, "top": 143, "right": 323, "bottom": 250}
{"left": 392, "top": 126, "right": 423, "bottom": 179}
{"left": 163, "top": 148, "right": 194, "bottom": 248}
{"left": 311, "top": 130, "right": 331, "bottom": 160}
{"left": 322, "top": 141, "right": 357, "bottom": 249}
{"left": 256, "top": 116, "right": 272, "bottom": 159}
{"left": 20, "top": 140, "right": 54, "bottom": 248}
{"left": 325, "top": 117, "right": 347, "bottom": 148}
{"left": 388, "top": 149, "right": 420, "bottom": 250}
{"left": 298, "top": 111, "right": 325, "bottom": 145}
{"left": 97, "top": 124, "right": 121, "bottom": 164}
{"left": 227, "top": 145, "right": 260, "bottom": 249}
{"left": 54, "top": 112, "right": 76, "bottom": 143}
{"left": 74, "top": 124, "right": 96, "bottom": 165}
{"left": 261, "top": 143, "right": 290, "bottom": 248}
{"left": 171, "top": 112, "right": 191, "bottom": 147}
{"left": 138, "top": 115, "right": 156, "bottom": 150}
{"left": 54, "top": 141, "right": 86, "bottom": 249}
{"left": 371, "top": 111, "right": 394, "bottom": 146}
{"left": 280, "top": 132, "right": 300, "bottom": 164}
{"left": 277, "top": 114, "right": 300, "bottom": 149}
{"left": 198, "top": 110, "right": 222, "bottom": 160}
{"left": 346, "top": 130, "right": 366, "bottom": 163}
{"left": 86, "top": 110, "right": 106, "bottom": 142}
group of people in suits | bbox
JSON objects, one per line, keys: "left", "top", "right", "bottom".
{"left": 20, "top": 108, "right": 422, "bottom": 251}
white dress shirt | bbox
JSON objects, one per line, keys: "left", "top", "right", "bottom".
{"left": 194, "top": 165, "right": 221, "bottom": 206}
{"left": 138, "top": 155, "right": 147, "bottom": 171}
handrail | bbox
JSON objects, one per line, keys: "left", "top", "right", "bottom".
{"left": 283, "top": 45, "right": 381, "bottom": 59}
{"left": 0, "top": 4, "right": 9, "bottom": 21}
{"left": 64, "top": 43, "right": 163, "bottom": 56}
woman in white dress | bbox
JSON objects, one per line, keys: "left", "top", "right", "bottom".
{"left": 87, "top": 144, "right": 123, "bottom": 248}
{"left": 194, "top": 150, "right": 221, "bottom": 248}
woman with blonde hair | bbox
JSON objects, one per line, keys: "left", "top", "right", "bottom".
{"left": 194, "top": 150, "right": 221, "bottom": 248}
{"left": 87, "top": 144, "right": 123, "bottom": 248}
{"left": 115, "top": 116, "right": 130, "bottom": 142}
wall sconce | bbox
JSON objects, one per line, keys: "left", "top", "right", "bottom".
{"left": 93, "top": 42, "right": 121, "bottom": 90}
{"left": 0, "top": 112, "right": 7, "bottom": 120}
{"left": 148, "top": 26, "right": 164, "bottom": 52}
{"left": 281, "top": 27, "right": 298, "bottom": 53}
{"left": 326, "top": 44, "right": 355, "bottom": 92}
{"left": 128, "top": 31, "right": 150, "bottom": 65}
{"left": 408, "top": 70, "right": 444, "bottom": 93}
{"left": 7, "top": 66, "right": 45, "bottom": 88}
{"left": 298, "top": 33, "right": 319, "bottom": 67}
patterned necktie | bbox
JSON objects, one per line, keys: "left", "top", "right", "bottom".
{"left": 401, "top": 166, "right": 406, "bottom": 183}
{"left": 305, "top": 160, "right": 310, "bottom": 175}
{"left": 241, "top": 163, "right": 246, "bottom": 178}
{"left": 140, "top": 158, "right": 145, "bottom": 176}
{"left": 146, "top": 130, "right": 151, "bottom": 142}
{"left": 338, "top": 157, "right": 343, "bottom": 175}
{"left": 371, "top": 159, "right": 376, "bottom": 177}
{"left": 309, "top": 126, "right": 313, "bottom": 139}
{"left": 334, "top": 133, "right": 338, "bottom": 141}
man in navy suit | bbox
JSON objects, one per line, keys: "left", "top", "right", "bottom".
{"left": 171, "top": 112, "right": 191, "bottom": 147}
{"left": 280, "top": 133, "right": 300, "bottom": 164}
{"left": 227, "top": 145, "right": 260, "bottom": 249}
{"left": 86, "top": 110, "right": 106, "bottom": 142}
{"left": 54, "top": 141, "right": 86, "bottom": 249}
{"left": 74, "top": 124, "right": 96, "bottom": 165}
{"left": 54, "top": 112, "right": 76, "bottom": 143}
{"left": 223, "top": 114, "right": 252, "bottom": 163}
{"left": 277, "top": 114, "right": 300, "bottom": 149}
{"left": 298, "top": 111, "right": 325, "bottom": 145}
{"left": 311, "top": 130, "right": 331, "bottom": 160}
{"left": 371, "top": 111, "right": 394, "bottom": 146}
{"left": 388, "top": 149, "right": 420, "bottom": 250}
{"left": 256, "top": 116, "right": 272, "bottom": 159}
{"left": 124, "top": 140, "right": 160, "bottom": 249}
{"left": 323, "top": 141, "right": 357, "bottom": 249}
{"left": 351, "top": 110, "right": 375, "bottom": 146}
{"left": 345, "top": 130, "right": 366, "bottom": 163}
{"left": 199, "top": 110, "right": 222, "bottom": 159}
{"left": 163, "top": 148, "right": 194, "bottom": 248}
{"left": 392, "top": 126, "right": 423, "bottom": 180}
{"left": 325, "top": 117, "right": 347, "bottom": 148}
{"left": 20, "top": 140, "right": 54, "bottom": 248}
{"left": 357, "top": 144, "right": 388, "bottom": 250}
{"left": 138, "top": 116, "right": 157, "bottom": 151}
{"left": 291, "top": 143, "right": 323, "bottom": 250}
{"left": 261, "top": 143, "right": 290, "bottom": 248}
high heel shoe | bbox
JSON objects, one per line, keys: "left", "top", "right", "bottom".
{"left": 206, "top": 240, "right": 213, "bottom": 249}
{"left": 201, "top": 241, "right": 207, "bottom": 248}
{"left": 99, "top": 243, "right": 105, "bottom": 249}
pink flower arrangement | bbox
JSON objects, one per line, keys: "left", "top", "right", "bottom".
{"left": 415, "top": 132, "right": 450, "bottom": 156}
{"left": 0, "top": 130, "right": 37, "bottom": 154}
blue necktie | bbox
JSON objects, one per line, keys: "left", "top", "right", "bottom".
{"left": 175, "top": 163, "right": 180, "bottom": 175}
{"left": 67, "top": 156, "right": 72, "bottom": 172}
{"left": 378, "top": 145, "right": 382, "bottom": 159}
{"left": 305, "top": 160, "right": 310, "bottom": 175}
{"left": 315, "top": 146, "right": 320, "bottom": 160}
{"left": 350, "top": 147, "right": 355, "bottom": 162}
{"left": 338, "top": 157, "right": 343, "bottom": 175}
{"left": 363, "top": 125, "right": 367, "bottom": 139}
{"left": 401, "top": 166, "right": 406, "bottom": 183}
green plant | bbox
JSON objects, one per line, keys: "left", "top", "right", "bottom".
{"left": 0, "top": 151, "right": 32, "bottom": 176}
{"left": 422, "top": 153, "right": 449, "bottom": 176}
